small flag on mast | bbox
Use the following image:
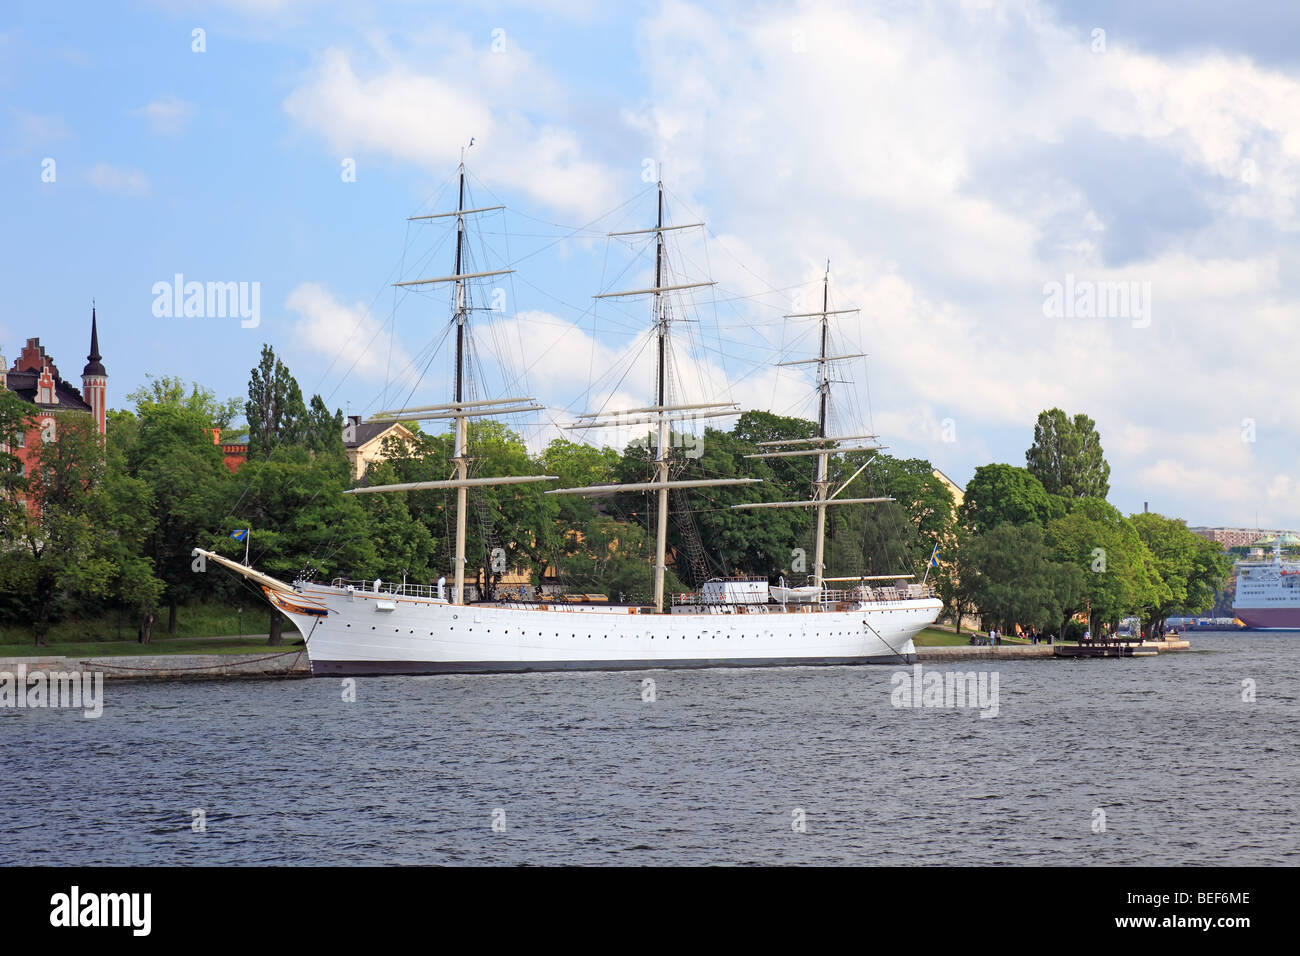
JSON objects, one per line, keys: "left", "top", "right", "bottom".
{"left": 230, "top": 528, "right": 252, "bottom": 565}
{"left": 922, "top": 543, "right": 939, "bottom": 585}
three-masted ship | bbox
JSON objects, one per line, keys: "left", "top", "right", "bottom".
{"left": 199, "top": 165, "right": 942, "bottom": 674}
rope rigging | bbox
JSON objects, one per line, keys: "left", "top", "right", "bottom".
{"left": 213, "top": 158, "right": 923, "bottom": 600}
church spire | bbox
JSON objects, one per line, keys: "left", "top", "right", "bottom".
{"left": 83, "top": 302, "right": 105, "bottom": 377}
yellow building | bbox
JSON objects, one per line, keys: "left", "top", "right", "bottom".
{"left": 932, "top": 468, "right": 964, "bottom": 514}
{"left": 343, "top": 415, "right": 417, "bottom": 481}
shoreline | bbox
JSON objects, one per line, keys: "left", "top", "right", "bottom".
{"left": 0, "top": 638, "right": 1193, "bottom": 681}
{"left": 0, "top": 651, "right": 312, "bottom": 681}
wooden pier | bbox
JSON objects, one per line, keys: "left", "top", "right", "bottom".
{"left": 1054, "top": 639, "right": 1176, "bottom": 658}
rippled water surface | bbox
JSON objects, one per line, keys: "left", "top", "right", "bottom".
{"left": 3, "top": 632, "right": 1297, "bottom": 865}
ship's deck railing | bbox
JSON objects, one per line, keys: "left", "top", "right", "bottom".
{"left": 330, "top": 577, "right": 446, "bottom": 600}
{"left": 671, "top": 584, "right": 936, "bottom": 607}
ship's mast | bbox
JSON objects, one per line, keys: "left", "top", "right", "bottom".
{"left": 733, "top": 264, "right": 892, "bottom": 589}
{"left": 812, "top": 265, "right": 831, "bottom": 589}
{"left": 452, "top": 163, "right": 470, "bottom": 606}
{"left": 550, "top": 181, "right": 760, "bottom": 612}
{"left": 652, "top": 182, "right": 670, "bottom": 611}
{"left": 345, "top": 160, "right": 555, "bottom": 604}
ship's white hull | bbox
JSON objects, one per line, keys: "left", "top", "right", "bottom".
{"left": 268, "top": 584, "right": 940, "bottom": 675}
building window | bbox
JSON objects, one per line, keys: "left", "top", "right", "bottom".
{"left": 15, "top": 430, "right": 24, "bottom": 448}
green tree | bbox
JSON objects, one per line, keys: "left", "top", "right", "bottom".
{"left": 1045, "top": 497, "right": 1166, "bottom": 635}
{"left": 662, "top": 425, "right": 811, "bottom": 584}
{"left": 960, "top": 523, "right": 1084, "bottom": 635}
{"left": 558, "top": 515, "right": 686, "bottom": 603}
{"left": 937, "top": 527, "right": 980, "bottom": 633}
{"left": 246, "top": 344, "right": 307, "bottom": 459}
{"left": 353, "top": 461, "right": 435, "bottom": 585}
{"left": 0, "top": 412, "right": 116, "bottom": 645}
{"left": 826, "top": 498, "right": 925, "bottom": 580}
{"left": 219, "top": 449, "right": 376, "bottom": 644}
{"left": 813, "top": 453, "right": 955, "bottom": 583}
{"left": 127, "top": 401, "right": 233, "bottom": 633}
{"left": 1026, "top": 408, "right": 1110, "bottom": 499}
{"left": 128, "top": 374, "right": 244, "bottom": 436}
{"left": 541, "top": 438, "right": 618, "bottom": 529}
{"left": 99, "top": 466, "right": 166, "bottom": 642}
{"left": 300, "top": 394, "right": 347, "bottom": 464}
{"left": 377, "top": 420, "right": 557, "bottom": 598}
{"left": 732, "top": 410, "right": 817, "bottom": 495}
{"left": 0, "top": 389, "right": 35, "bottom": 489}
{"left": 0, "top": 391, "right": 37, "bottom": 633}
{"left": 462, "top": 420, "right": 559, "bottom": 595}
{"left": 961, "top": 463, "right": 1063, "bottom": 533}
{"left": 1130, "top": 512, "right": 1232, "bottom": 635}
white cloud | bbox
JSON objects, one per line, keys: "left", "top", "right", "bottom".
{"left": 614, "top": 0, "right": 1300, "bottom": 526}
{"left": 285, "top": 281, "right": 416, "bottom": 392}
{"left": 10, "top": 109, "right": 70, "bottom": 149}
{"left": 259, "top": 1, "right": 1300, "bottom": 525}
{"left": 132, "top": 95, "right": 196, "bottom": 135}
{"left": 283, "top": 46, "right": 620, "bottom": 221}
{"left": 86, "top": 163, "right": 149, "bottom": 196}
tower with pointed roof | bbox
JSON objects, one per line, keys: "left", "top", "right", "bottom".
{"left": 81, "top": 305, "right": 107, "bottom": 436}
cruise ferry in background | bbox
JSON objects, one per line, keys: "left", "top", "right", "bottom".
{"left": 1232, "top": 539, "right": 1300, "bottom": 629}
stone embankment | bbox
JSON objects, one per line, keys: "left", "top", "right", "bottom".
{"left": 918, "top": 638, "right": 1190, "bottom": 662}
{"left": 0, "top": 651, "right": 311, "bottom": 680}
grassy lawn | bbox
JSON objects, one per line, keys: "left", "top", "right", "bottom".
{"left": 913, "top": 626, "right": 1036, "bottom": 647}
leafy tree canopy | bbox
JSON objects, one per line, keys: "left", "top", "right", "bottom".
{"left": 1026, "top": 408, "right": 1110, "bottom": 499}
{"left": 962, "top": 463, "right": 1064, "bottom": 533}
{"left": 128, "top": 374, "right": 244, "bottom": 436}
{"left": 1045, "top": 496, "right": 1166, "bottom": 627}
{"left": 960, "top": 523, "right": 1084, "bottom": 634}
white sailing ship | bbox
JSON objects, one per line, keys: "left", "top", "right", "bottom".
{"left": 199, "top": 164, "right": 942, "bottom": 674}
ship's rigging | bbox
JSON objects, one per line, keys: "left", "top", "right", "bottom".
{"left": 263, "top": 160, "right": 920, "bottom": 601}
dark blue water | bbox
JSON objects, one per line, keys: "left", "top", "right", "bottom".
{"left": 2, "top": 632, "right": 1296, "bottom": 865}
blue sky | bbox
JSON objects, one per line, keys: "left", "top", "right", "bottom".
{"left": 4, "top": 0, "right": 1299, "bottom": 529}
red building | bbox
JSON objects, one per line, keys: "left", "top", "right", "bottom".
{"left": 0, "top": 309, "right": 107, "bottom": 491}
{"left": 211, "top": 428, "right": 248, "bottom": 474}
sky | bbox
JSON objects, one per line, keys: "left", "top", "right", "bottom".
{"left": 3, "top": 0, "right": 1299, "bottom": 529}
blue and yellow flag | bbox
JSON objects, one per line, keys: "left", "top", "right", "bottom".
{"left": 230, "top": 529, "right": 249, "bottom": 542}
